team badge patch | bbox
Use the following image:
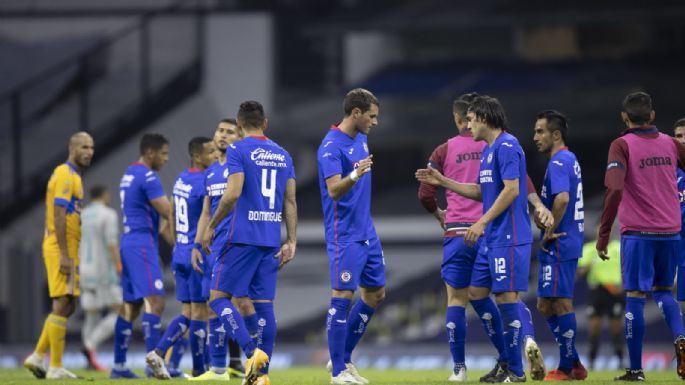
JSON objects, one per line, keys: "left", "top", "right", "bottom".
{"left": 154, "top": 279, "right": 164, "bottom": 290}
{"left": 363, "top": 143, "right": 369, "bottom": 153}
{"left": 223, "top": 169, "right": 229, "bottom": 178}
{"left": 340, "top": 270, "right": 352, "bottom": 283}
{"left": 487, "top": 153, "right": 493, "bottom": 163}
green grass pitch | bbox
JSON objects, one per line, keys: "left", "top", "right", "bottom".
{"left": 0, "top": 367, "right": 682, "bottom": 384}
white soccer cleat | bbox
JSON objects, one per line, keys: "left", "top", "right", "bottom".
{"left": 345, "top": 362, "right": 369, "bottom": 384}
{"left": 145, "top": 351, "right": 171, "bottom": 380}
{"left": 447, "top": 366, "right": 467, "bottom": 382}
{"left": 46, "top": 366, "right": 79, "bottom": 379}
{"left": 23, "top": 352, "right": 47, "bottom": 379}
{"left": 189, "top": 369, "right": 230, "bottom": 381}
{"left": 331, "top": 369, "right": 364, "bottom": 384}
{"left": 524, "top": 338, "right": 546, "bottom": 381}
{"left": 326, "top": 359, "right": 333, "bottom": 372}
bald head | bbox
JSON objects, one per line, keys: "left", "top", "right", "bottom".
{"left": 68, "top": 131, "right": 94, "bottom": 170}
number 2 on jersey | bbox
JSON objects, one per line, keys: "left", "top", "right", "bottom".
{"left": 261, "top": 169, "right": 277, "bottom": 209}
{"left": 574, "top": 182, "right": 584, "bottom": 221}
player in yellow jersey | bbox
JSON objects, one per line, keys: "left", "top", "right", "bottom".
{"left": 24, "top": 132, "right": 94, "bottom": 380}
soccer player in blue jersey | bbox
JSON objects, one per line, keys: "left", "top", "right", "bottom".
{"left": 111, "top": 133, "right": 171, "bottom": 379}
{"left": 416, "top": 96, "right": 533, "bottom": 382}
{"left": 202, "top": 101, "right": 298, "bottom": 385}
{"left": 145, "top": 137, "right": 216, "bottom": 379}
{"left": 532, "top": 110, "right": 588, "bottom": 381}
{"left": 317, "top": 88, "right": 384, "bottom": 385}
{"left": 190, "top": 119, "right": 246, "bottom": 381}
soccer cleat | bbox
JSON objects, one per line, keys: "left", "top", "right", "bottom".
{"left": 675, "top": 337, "right": 685, "bottom": 379}
{"left": 345, "top": 362, "right": 369, "bottom": 384}
{"left": 145, "top": 350, "right": 171, "bottom": 379}
{"left": 23, "top": 352, "right": 47, "bottom": 379}
{"left": 613, "top": 369, "right": 645, "bottom": 381}
{"left": 188, "top": 368, "right": 230, "bottom": 381}
{"left": 571, "top": 361, "right": 588, "bottom": 380}
{"left": 252, "top": 374, "right": 271, "bottom": 385}
{"left": 229, "top": 360, "right": 247, "bottom": 378}
{"left": 448, "top": 366, "right": 467, "bottom": 382}
{"left": 331, "top": 369, "right": 364, "bottom": 384}
{"left": 480, "top": 360, "right": 507, "bottom": 383}
{"left": 82, "top": 348, "right": 107, "bottom": 372}
{"left": 46, "top": 366, "right": 80, "bottom": 379}
{"left": 543, "top": 369, "right": 572, "bottom": 381}
{"left": 524, "top": 338, "right": 546, "bottom": 381}
{"left": 326, "top": 359, "right": 333, "bottom": 371}
{"left": 245, "top": 348, "right": 270, "bottom": 385}
{"left": 495, "top": 369, "right": 527, "bottom": 383}
{"left": 111, "top": 368, "right": 141, "bottom": 379}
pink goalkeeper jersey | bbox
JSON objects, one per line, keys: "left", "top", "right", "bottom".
{"left": 619, "top": 132, "right": 680, "bottom": 233}
{"left": 440, "top": 133, "right": 485, "bottom": 226}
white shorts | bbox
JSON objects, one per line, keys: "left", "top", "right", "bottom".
{"left": 80, "top": 285, "right": 123, "bottom": 311}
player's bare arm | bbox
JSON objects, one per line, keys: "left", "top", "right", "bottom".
{"left": 415, "top": 165, "right": 482, "bottom": 201}
{"left": 191, "top": 196, "right": 211, "bottom": 273}
{"left": 325, "top": 155, "right": 373, "bottom": 200}
{"left": 54, "top": 205, "right": 73, "bottom": 275}
{"left": 540, "top": 191, "right": 569, "bottom": 252}
{"left": 203, "top": 172, "right": 244, "bottom": 252}
{"left": 466, "top": 178, "right": 519, "bottom": 246}
{"left": 278, "top": 178, "right": 298, "bottom": 269}
{"left": 527, "top": 191, "right": 554, "bottom": 230}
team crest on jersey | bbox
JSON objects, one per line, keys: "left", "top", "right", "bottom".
{"left": 363, "top": 143, "right": 369, "bottom": 153}
{"left": 154, "top": 279, "right": 164, "bottom": 290}
{"left": 487, "top": 153, "right": 493, "bottom": 163}
{"left": 340, "top": 270, "right": 352, "bottom": 283}
{"left": 223, "top": 169, "right": 229, "bottom": 178}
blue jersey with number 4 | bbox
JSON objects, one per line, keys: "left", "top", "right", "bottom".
{"left": 119, "top": 162, "right": 166, "bottom": 239}
{"left": 172, "top": 168, "right": 206, "bottom": 247}
{"left": 478, "top": 132, "right": 532, "bottom": 247}
{"left": 226, "top": 136, "right": 295, "bottom": 247}
{"left": 539, "top": 149, "right": 584, "bottom": 260}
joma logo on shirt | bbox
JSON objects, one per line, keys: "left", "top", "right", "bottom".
{"left": 455, "top": 151, "right": 481, "bottom": 164}
{"left": 638, "top": 156, "right": 672, "bottom": 169}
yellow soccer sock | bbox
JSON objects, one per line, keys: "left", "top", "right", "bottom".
{"left": 47, "top": 314, "right": 68, "bottom": 368}
{"left": 35, "top": 317, "right": 51, "bottom": 356}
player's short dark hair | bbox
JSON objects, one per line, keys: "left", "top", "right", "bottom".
{"left": 622, "top": 91, "right": 653, "bottom": 125}
{"left": 536, "top": 110, "right": 569, "bottom": 143}
{"left": 674, "top": 118, "right": 685, "bottom": 129}
{"left": 458, "top": 92, "right": 479, "bottom": 104}
{"left": 188, "top": 136, "right": 213, "bottom": 158}
{"left": 468, "top": 96, "right": 508, "bottom": 130}
{"left": 219, "top": 118, "right": 237, "bottom": 126}
{"left": 90, "top": 185, "right": 107, "bottom": 200}
{"left": 139, "top": 133, "right": 169, "bottom": 155}
{"left": 237, "top": 101, "right": 265, "bottom": 129}
{"left": 452, "top": 99, "right": 471, "bottom": 117}
{"left": 343, "top": 88, "right": 379, "bottom": 116}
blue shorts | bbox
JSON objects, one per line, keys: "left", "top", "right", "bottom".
{"left": 328, "top": 237, "right": 386, "bottom": 291}
{"left": 211, "top": 243, "right": 280, "bottom": 300}
{"left": 537, "top": 259, "right": 578, "bottom": 298}
{"left": 490, "top": 244, "right": 531, "bottom": 294}
{"left": 120, "top": 233, "right": 165, "bottom": 303}
{"left": 172, "top": 245, "right": 206, "bottom": 303}
{"left": 620, "top": 235, "right": 678, "bottom": 292}
{"left": 201, "top": 240, "right": 223, "bottom": 299}
{"left": 678, "top": 266, "right": 685, "bottom": 301}
{"left": 470, "top": 242, "right": 491, "bottom": 289}
{"left": 442, "top": 236, "right": 480, "bottom": 289}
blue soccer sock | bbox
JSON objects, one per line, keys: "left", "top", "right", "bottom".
{"left": 545, "top": 315, "right": 560, "bottom": 344}
{"left": 142, "top": 313, "right": 162, "bottom": 353}
{"left": 189, "top": 320, "right": 207, "bottom": 374}
{"left": 519, "top": 301, "right": 535, "bottom": 342}
{"left": 113, "top": 316, "right": 133, "bottom": 368}
{"left": 653, "top": 290, "right": 685, "bottom": 340}
{"left": 344, "top": 299, "right": 376, "bottom": 363}
{"left": 498, "top": 302, "right": 524, "bottom": 377}
{"left": 208, "top": 317, "right": 227, "bottom": 373}
{"left": 471, "top": 297, "right": 508, "bottom": 362}
{"left": 168, "top": 337, "right": 188, "bottom": 369}
{"left": 209, "top": 298, "right": 257, "bottom": 358}
{"left": 327, "top": 297, "right": 351, "bottom": 377}
{"left": 156, "top": 315, "right": 190, "bottom": 355}
{"left": 254, "top": 302, "right": 277, "bottom": 374}
{"left": 446, "top": 306, "right": 466, "bottom": 370}
{"left": 625, "top": 297, "right": 646, "bottom": 370}
{"left": 557, "top": 313, "right": 579, "bottom": 369}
